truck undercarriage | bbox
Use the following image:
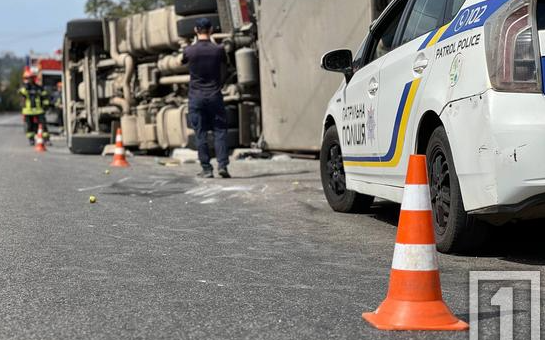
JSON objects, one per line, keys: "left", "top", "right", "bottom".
{"left": 63, "top": 1, "right": 261, "bottom": 154}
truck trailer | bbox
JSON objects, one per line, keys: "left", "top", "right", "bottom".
{"left": 62, "top": 0, "right": 386, "bottom": 154}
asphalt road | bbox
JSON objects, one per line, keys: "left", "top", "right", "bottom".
{"left": 0, "top": 114, "right": 543, "bottom": 340}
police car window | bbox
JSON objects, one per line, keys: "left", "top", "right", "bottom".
{"left": 353, "top": 41, "right": 366, "bottom": 72}
{"left": 401, "top": 0, "right": 447, "bottom": 44}
{"left": 446, "top": 0, "right": 466, "bottom": 22}
{"left": 370, "top": 9, "right": 403, "bottom": 62}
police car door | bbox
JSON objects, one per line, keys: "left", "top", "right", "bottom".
{"left": 341, "top": 38, "right": 383, "bottom": 184}
{"left": 375, "top": 0, "right": 450, "bottom": 187}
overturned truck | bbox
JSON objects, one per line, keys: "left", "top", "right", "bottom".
{"left": 63, "top": 0, "right": 259, "bottom": 154}
{"left": 63, "top": 0, "right": 379, "bottom": 154}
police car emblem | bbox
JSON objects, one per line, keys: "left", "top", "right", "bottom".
{"left": 454, "top": 9, "right": 470, "bottom": 32}
{"left": 366, "top": 105, "right": 376, "bottom": 144}
{"left": 449, "top": 53, "right": 463, "bottom": 87}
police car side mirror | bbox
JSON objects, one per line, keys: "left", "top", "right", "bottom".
{"left": 321, "top": 49, "right": 354, "bottom": 82}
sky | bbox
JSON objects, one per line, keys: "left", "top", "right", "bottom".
{"left": 0, "top": 0, "right": 88, "bottom": 56}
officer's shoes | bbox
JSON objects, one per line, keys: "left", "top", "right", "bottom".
{"left": 218, "top": 168, "right": 231, "bottom": 179}
{"left": 197, "top": 169, "right": 214, "bottom": 178}
{"left": 28, "top": 139, "right": 35, "bottom": 146}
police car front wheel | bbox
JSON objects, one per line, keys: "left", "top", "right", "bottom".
{"left": 320, "top": 125, "right": 374, "bottom": 213}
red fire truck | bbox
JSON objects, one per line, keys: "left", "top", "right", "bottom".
{"left": 27, "top": 52, "right": 63, "bottom": 131}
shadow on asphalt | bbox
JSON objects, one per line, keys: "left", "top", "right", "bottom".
{"left": 233, "top": 170, "right": 313, "bottom": 179}
{"left": 457, "top": 309, "right": 526, "bottom": 322}
{"left": 490, "top": 221, "right": 545, "bottom": 265}
{"left": 368, "top": 200, "right": 401, "bottom": 227}
{"left": 365, "top": 201, "right": 545, "bottom": 265}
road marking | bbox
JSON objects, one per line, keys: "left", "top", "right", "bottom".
{"left": 78, "top": 184, "right": 110, "bottom": 192}
{"left": 200, "top": 198, "right": 219, "bottom": 204}
{"left": 221, "top": 186, "right": 253, "bottom": 192}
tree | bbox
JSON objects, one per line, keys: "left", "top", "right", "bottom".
{"left": 0, "top": 67, "right": 24, "bottom": 112}
{"left": 0, "top": 53, "right": 25, "bottom": 113}
{"left": 85, "top": 0, "right": 175, "bottom": 18}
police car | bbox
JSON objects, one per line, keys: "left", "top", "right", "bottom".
{"left": 320, "top": 0, "right": 545, "bottom": 253}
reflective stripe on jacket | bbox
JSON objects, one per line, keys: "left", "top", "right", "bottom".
{"left": 19, "top": 84, "right": 49, "bottom": 115}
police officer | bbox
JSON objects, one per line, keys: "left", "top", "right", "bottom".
{"left": 183, "top": 18, "right": 230, "bottom": 179}
{"left": 19, "top": 69, "right": 50, "bottom": 145}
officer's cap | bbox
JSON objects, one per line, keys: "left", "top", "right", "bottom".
{"left": 195, "top": 17, "right": 212, "bottom": 30}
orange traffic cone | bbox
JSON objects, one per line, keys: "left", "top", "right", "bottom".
{"left": 35, "top": 124, "right": 46, "bottom": 152}
{"left": 362, "top": 155, "right": 468, "bottom": 331}
{"left": 110, "top": 128, "right": 129, "bottom": 167}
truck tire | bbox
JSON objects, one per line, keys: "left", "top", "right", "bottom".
{"left": 175, "top": 0, "right": 217, "bottom": 16}
{"left": 69, "top": 134, "right": 111, "bottom": 155}
{"left": 320, "top": 125, "right": 374, "bottom": 213}
{"left": 226, "top": 128, "right": 240, "bottom": 148}
{"left": 66, "top": 19, "right": 103, "bottom": 42}
{"left": 426, "top": 126, "right": 489, "bottom": 254}
{"left": 226, "top": 105, "right": 239, "bottom": 129}
{"left": 177, "top": 14, "right": 221, "bottom": 38}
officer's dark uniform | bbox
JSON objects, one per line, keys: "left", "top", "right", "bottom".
{"left": 19, "top": 81, "right": 50, "bottom": 144}
{"left": 51, "top": 87, "right": 64, "bottom": 127}
{"left": 183, "top": 20, "right": 229, "bottom": 177}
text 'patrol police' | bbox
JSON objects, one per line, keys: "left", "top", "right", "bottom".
{"left": 436, "top": 34, "right": 481, "bottom": 60}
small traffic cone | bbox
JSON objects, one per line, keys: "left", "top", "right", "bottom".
{"left": 362, "top": 155, "right": 468, "bottom": 331}
{"left": 110, "top": 128, "right": 129, "bottom": 167}
{"left": 35, "top": 124, "right": 46, "bottom": 152}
